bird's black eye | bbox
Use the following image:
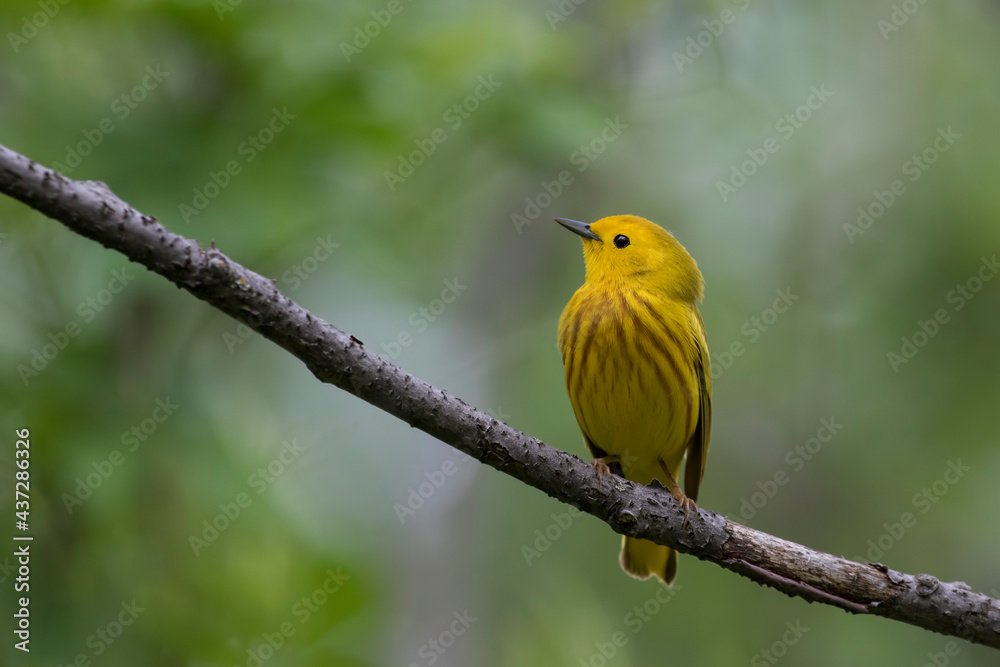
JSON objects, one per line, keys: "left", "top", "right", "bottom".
{"left": 613, "top": 234, "right": 630, "bottom": 249}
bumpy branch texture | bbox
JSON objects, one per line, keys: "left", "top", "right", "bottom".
{"left": 1, "top": 142, "right": 998, "bottom": 649}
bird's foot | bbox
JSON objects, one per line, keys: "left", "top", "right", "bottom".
{"left": 671, "top": 491, "right": 698, "bottom": 529}
{"left": 591, "top": 455, "right": 619, "bottom": 481}
{"left": 657, "top": 458, "right": 698, "bottom": 528}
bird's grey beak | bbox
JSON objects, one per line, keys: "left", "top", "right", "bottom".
{"left": 555, "top": 218, "right": 600, "bottom": 242}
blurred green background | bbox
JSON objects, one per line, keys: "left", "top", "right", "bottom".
{"left": 2, "top": 0, "right": 1000, "bottom": 665}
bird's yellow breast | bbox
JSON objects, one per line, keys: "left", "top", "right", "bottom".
{"left": 558, "top": 285, "right": 701, "bottom": 484}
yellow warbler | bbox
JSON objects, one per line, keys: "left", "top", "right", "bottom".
{"left": 556, "top": 215, "right": 712, "bottom": 585}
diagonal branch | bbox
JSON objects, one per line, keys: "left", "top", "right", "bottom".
{"left": 1, "top": 142, "right": 998, "bottom": 648}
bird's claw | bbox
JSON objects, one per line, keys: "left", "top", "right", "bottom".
{"left": 678, "top": 496, "right": 698, "bottom": 528}
{"left": 590, "top": 456, "right": 618, "bottom": 483}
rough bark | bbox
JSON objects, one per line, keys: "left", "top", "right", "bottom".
{"left": 1, "top": 142, "right": 998, "bottom": 649}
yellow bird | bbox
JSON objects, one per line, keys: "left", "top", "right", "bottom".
{"left": 555, "top": 215, "right": 712, "bottom": 585}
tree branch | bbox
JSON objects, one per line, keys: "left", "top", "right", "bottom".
{"left": 2, "top": 142, "right": 998, "bottom": 648}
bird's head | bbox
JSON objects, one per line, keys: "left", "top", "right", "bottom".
{"left": 556, "top": 214, "right": 704, "bottom": 301}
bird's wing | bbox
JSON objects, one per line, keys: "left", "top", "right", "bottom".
{"left": 683, "top": 308, "right": 712, "bottom": 502}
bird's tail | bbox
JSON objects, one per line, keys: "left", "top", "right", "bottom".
{"left": 618, "top": 457, "right": 682, "bottom": 585}
{"left": 620, "top": 536, "right": 677, "bottom": 586}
